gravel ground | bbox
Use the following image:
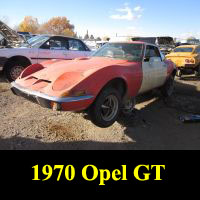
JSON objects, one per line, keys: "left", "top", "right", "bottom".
{"left": 0, "top": 73, "right": 200, "bottom": 150}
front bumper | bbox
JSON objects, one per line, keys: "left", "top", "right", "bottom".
{"left": 0, "top": 57, "right": 8, "bottom": 71}
{"left": 11, "top": 82, "right": 94, "bottom": 111}
{"left": 176, "top": 64, "right": 196, "bottom": 69}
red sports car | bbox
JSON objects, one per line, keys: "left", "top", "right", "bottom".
{"left": 11, "top": 41, "right": 176, "bottom": 128}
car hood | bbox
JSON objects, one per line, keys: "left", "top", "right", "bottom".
{"left": 30, "top": 57, "right": 128, "bottom": 82}
{"left": 0, "top": 20, "right": 25, "bottom": 47}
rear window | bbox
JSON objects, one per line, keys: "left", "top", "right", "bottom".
{"left": 174, "top": 47, "right": 193, "bottom": 53}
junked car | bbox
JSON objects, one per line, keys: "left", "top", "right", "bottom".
{"left": 0, "top": 20, "right": 25, "bottom": 49}
{"left": 11, "top": 41, "right": 176, "bottom": 128}
{"left": 0, "top": 34, "right": 91, "bottom": 82}
{"left": 131, "top": 36, "right": 175, "bottom": 55}
{"left": 166, "top": 45, "right": 200, "bottom": 77}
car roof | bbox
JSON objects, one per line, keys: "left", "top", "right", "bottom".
{"left": 41, "top": 34, "right": 81, "bottom": 40}
{"left": 176, "top": 45, "right": 199, "bottom": 48}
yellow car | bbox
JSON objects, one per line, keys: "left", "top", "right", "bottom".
{"left": 166, "top": 45, "right": 200, "bottom": 77}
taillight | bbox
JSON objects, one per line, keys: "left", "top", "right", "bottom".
{"left": 185, "top": 59, "right": 195, "bottom": 64}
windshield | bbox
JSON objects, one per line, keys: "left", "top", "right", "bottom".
{"left": 92, "top": 43, "right": 143, "bottom": 61}
{"left": 20, "top": 35, "right": 50, "bottom": 48}
{"left": 174, "top": 47, "right": 194, "bottom": 53}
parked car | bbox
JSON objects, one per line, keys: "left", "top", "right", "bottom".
{"left": 11, "top": 41, "right": 176, "bottom": 128}
{"left": 18, "top": 34, "right": 33, "bottom": 42}
{"left": 96, "top": 41, "right": 108, "bottom": 49}
{"left": 131, "top": 36, "right": 175, "bottom": 55}
{"left": 175, "top": 42, "right": 191, "bottom": 47}
{"left": 0, "top": 20, "right": 25, "bottom": 48}
{"left": 166, "top": 45, "right": 200, "bottom": 77}
{"left": 0, "top": 35, "right": 91, "bottom": 82}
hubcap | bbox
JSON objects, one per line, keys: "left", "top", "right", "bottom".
{"left": 10, "top": 66, "right": 25, "bottom": 80}
{"left": 101, "top": 95, "right": 119, "bottom": 122}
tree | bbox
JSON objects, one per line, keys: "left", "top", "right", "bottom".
{"left": 62, "top": 28, "right": 75, "bottom": 37}
{"left": 41, "top": 17, "right": 75, "bottom": 36}
{"left": 18, "top": 16, "right": 39, "bottom": 34}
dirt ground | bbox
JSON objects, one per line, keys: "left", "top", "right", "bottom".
{"left": 0, "top": 72, "right": 200, "bottom": 150}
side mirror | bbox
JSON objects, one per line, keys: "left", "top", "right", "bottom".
{"left": 144, "top": 57, "right": 150, "bottom": 62}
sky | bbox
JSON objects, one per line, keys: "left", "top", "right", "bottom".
{"left": 0, "top": 0, "right": 200, "bottom": 39}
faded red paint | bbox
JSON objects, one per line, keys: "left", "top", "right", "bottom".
{"left": 165, "top": 59, "right": 176, "bottom": 78}
{"left": 16, "top": 56, "right": 143, "bottom": 111}
{"left": 14, "top": 42, "right": 175, "bottom": 112}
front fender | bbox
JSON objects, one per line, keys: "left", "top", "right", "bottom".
{"left": 70, "top": 63, "right": 143, "bottom": 100}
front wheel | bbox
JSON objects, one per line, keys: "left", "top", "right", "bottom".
{"left": 161, "top": 75, "right": 175, "bottom": 97}
{"left": 5, "top": 60, "right": 30, "bottom": 82}
{"left": 88, "top": 87, "right": 122, "bottom": 128}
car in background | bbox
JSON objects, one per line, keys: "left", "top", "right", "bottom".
{"left": 96, "top": 41, "right": 108, "bottom": 49}
{"left": 0, "top": 20, "right": 25, "bottom": 48}
{"left": 0, "top": 35, "right": 91, "bottom": 82}
{"left": 131, "top": 36, "right": 175, "bottom": 55}
{"left": 18, "top": 34, "right": 33, "bottom": 42}
{"left": 11, "top": 41, "right": 176, "bottom": 128}
{"left": 175, "top": 42, "right": 191, "bottom": 47}
{"left": 166, "top": 45, "right": 200, "bottom": 77}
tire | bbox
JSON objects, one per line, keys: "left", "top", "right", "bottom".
{"left": 121, "top": 98, "right": 136, "bottom": 115}
{"left": 88, "top": 87, "right": 122, "bottom": 128}
{"left": 161, "top": 75, "right": 175, "bottom": 97}
{"left": 194, "top": 66, "right": 200, "bottom": 77}
{"left": 5, "top": 60, "right": 30, "bottom": 82}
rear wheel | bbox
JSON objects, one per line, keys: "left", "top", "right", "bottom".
{"left": 161, "top": 75, "right": 175, "bottom": 97}
{"left": 88, "top": 87, "right": 122, "bottom": 128}
{"left": 5, "top": 60, "right": 30, "bottom": 82}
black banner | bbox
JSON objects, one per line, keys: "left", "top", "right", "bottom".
{"left": 0, "top": 151, "right": 198, "bottom": 193}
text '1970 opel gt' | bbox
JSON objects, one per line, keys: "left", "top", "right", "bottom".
{"left": 11, "top": 41, "right": 176, "bottom": 128}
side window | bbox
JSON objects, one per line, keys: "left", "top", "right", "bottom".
{"left": 41, "top": 38, "right": 67, "bottom": 50}
{"left": 145, "top": 45, "right": 151, "bottom": 58}
{"left": 145, "top": 45, "right": 161, "bottom": 58}
{"left": 153, "top": 47, "right": 161, "bottom": 58}
{"left": 68, "top": 39, "right": 86, "bottom": 51}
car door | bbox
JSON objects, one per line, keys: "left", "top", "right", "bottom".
{"left": 66, "top": 38, "right": 91, "bottom": 59}
{"left": 37, "top": 36, "right": 70, "bottom": 63}
{"left": 150, "top": 46, "right": 167, "bottom": 87}
{"left": 139, "top": 45, "right": 167, "bottom": 94}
